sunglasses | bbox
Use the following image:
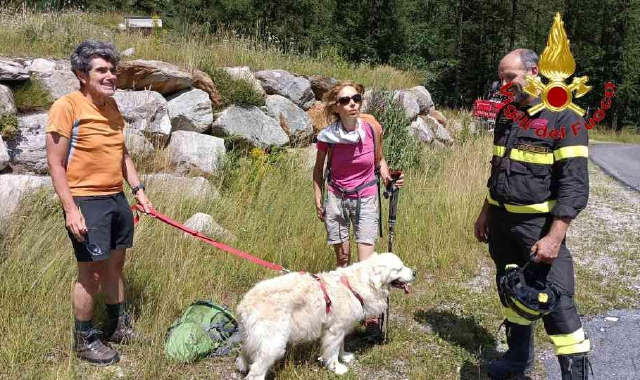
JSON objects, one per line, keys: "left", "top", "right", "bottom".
{"left": 337, "top": 94, "right": 363, "bottom": 105}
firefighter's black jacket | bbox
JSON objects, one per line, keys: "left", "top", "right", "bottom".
{"left": 487, "top": 97, "right": 589, "bottom": 219}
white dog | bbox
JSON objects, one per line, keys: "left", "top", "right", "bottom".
{"left": 235, "top": 252, "right": 415, "bottom": 379}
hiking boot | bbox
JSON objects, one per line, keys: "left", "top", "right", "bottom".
{"left": 363, "top": 318, "right": 384, "bottom": 344}
{"left": 74, "top": 329, "right": 120, "bottom": 366}
{"left": 487, "top": 320, "right": 535, "bottom": 379}
{"left": 558, "top": 353, "right": 591, "bottom": 380}
{"left": 105, "top": 314, "right": 136, "bottom": 344}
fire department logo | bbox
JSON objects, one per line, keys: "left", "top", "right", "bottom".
{"left": 524, "top": 13, "right": 591, "bottom": 116}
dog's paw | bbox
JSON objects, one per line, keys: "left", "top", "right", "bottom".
{"left": 339, "top": 352, "right": 355, "bottom": 364}
{"left": 328, "top": 362, "right": 349, "bottom": 375}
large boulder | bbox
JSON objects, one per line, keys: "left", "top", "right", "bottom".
{"left": 28, "top": 59, "right": 79, "bottom": 100}
{"left": 192, "top": 69, "right": 222, "bottom": 107}
{"left": 393, "top": 90, "right": 420, "bottom": 121}
{"left": 423, "top": 115, "right": 453, "bottom": 144}
{"left": 183, "top": 213, "right": 236, "bottom": 242}
{"left": 167, "top": 131, "right": 226, "bottom": 174}
{"left": 308, "top": 76, "right": 337, "bottom": 101}
{"left": 221, "top": 67, "right": 266, "bottom": 97}
{"left": 265, "top": 95, "right": 313, "bottom": 144}
{"left": 167, "top": 88, "right": 213, "bottom": 133}
{"left": 0, "top": 84, "right": 16, "bottom": 115}
{"left": 211, "top": 106, "right": 289, "bottom": 149}
{"left": 408, "top": 86, "right": 434, "bottom": 114}
{"left": 116, "top": 60, "right": 193, "bottom": 95}
{"left": 141, "top": 173, "right": 220, "bottom": 199}
{"left": 123, "top": 127, "right": 155, "bottom": 156}
{"left": 7, "top": 113, "right": 48, "bottom": 173}
{"left": 409, "top": 117, "right": 435, "bottom": 143}
{"left": 254, "top": 70, "right": 315, "bottom": 110}
{"left": 113, "top": 90, "right": 172, "bottom": 138}
{"left": 0, "top": 136, "right": 9, "bottom": 171}
{"left": 0, "top": 174, "right": 52, "bottom": 222}
{"left": 0, "top": 58, "right": 29, "bottom": 81}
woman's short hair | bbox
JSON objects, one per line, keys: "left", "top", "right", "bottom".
{"left": 70, "top": 40, "right": 121, "bottom": 76}
{"left": 323, "top": 80, "right": 365, "bottom": 123}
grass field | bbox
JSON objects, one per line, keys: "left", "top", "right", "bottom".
{"left": 0, "top": 9, "right": 421, "bottom": 90}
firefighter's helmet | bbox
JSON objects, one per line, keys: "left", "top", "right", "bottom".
{"left": 499, "top": 264, "right": 560, "bottom": 321}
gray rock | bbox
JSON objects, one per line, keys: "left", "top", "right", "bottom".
{"left": 265, "top": 95, "right": 313, "bottom": 144}
{"left": 167, "top": 131, "right": 226, "bottom": 174}
{"left": 409, "top": 117, "right": 435, "bottom": 143}
{"left": 27, "top": 58, "right": 57, "bottom": 74}
{"left": 434, "top": 124, "right": 453, "bottom": 144}
{"left": 0, "top": 84, "right": 16, "bottom": 115}
{"left": 0, "top": 58, "right": 29, "bottom": 81}
{"left": 0, "top": 136, "right": 9, "bottom": 171}
{"left": 254, "top": 69, "right": 315, "bottom": 110}
{"left": 0, "top": 174, "right": 52, "bottom": 223}
{"left": 141, "top": 173, "right": 220, "bottom": 199}
{"left": 221, "top": 66, "right": 266, "bottom": 97}
{"left": 113, "top": 90, "right": 172, "bottom": 138}
{"left": 183, "top": 212, "right": 236, "bottom": 242}
{"left": 212, "top": 106, "right": 289, "bottom": 149}
{"left": 8, "top": 113, "right": 48, "bottom": 173}
{"left": 121, "top": 48, "right": 135, "bottom": 57}
{"left": 408, "top": 86, "right": 434, "bottom": 114}
{"left": 393, "top": 90, "right": 420, "bottom": 121}
{"left": 116, "top": 59, "right": 193, "bottom": 95}
{"left": 123, "top": 127, "right": 155, "bottom": 156}
{"left": 308, "top": 76, "right": 337, "bottom": 101}
{"left": 31, "top": 60, "right": 80, "bottom": 100}
{"left": 360, "top": 90, "right": 374, "bottom": 114}
{"left": 167, "top": 89, "right": 213, "bottom": 133}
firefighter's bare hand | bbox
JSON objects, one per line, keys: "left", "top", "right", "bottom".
{"left": 474, "top": 208, "right": 490, "bottom": 243}
{"left": 65, "top": 207, "right": 87, "bottom": 242}
{"left": 531, "top": 235, "right": 562, "bottom": 264}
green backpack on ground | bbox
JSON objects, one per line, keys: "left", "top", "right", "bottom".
{"left": 165, "top": 300, "right": 240, "bottom": 362}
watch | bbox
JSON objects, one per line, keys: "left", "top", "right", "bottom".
{"left": 131, "top": 183, "right": 145, "bottom": 195}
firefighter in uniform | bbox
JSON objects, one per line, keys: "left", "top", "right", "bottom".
{"left": 474, "top": 49, "right": 591, "bottom": 379}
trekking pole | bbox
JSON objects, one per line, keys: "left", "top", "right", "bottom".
{"left": 382, "top": 170, "right": 402, "bottom": 343}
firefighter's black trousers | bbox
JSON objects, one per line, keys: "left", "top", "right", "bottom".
{"left": 488, "top": 206, "right": 590, "bottom": 355}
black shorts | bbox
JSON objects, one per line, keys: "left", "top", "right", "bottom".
{"left": 65, "top": 192, "right": 134, "bottom": 262}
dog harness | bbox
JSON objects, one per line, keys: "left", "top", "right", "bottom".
{"left": 309, "top": 273, "right": 365, "bottom": 314}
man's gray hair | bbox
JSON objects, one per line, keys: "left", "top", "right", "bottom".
{"left": 70, "top": 40, "right": 120, "bottom": 75}
{"left": 520, "top": 49, "right": 538, "bottom": 71}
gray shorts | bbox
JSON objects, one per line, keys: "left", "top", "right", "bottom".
{"left": 324, "top": 191, "right": 379, "bottom": 245}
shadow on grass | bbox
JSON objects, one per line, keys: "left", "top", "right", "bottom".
{"left": 414, "top": 309, "right": 500, "bottom": 380}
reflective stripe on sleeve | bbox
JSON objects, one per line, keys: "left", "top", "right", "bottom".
{"left": 553, "top": 146, "right": 589, "bottom": 161}
{"left": 492, "top": 145, "right": 554, "bottom": 164}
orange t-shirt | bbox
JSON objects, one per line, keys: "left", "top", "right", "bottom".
{"left": 45, "top": 91, "right": 126, "bottom": 196}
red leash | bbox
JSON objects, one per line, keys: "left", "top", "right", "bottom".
{"left": 131, "top": 204, "right": 286, "bottom": 272}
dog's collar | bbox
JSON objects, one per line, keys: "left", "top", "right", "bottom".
{"left": 340, "top": 275, "right": 365, "bottom": 308}
{"left": 311, "top": 274, "right": 332, "bottom": 314}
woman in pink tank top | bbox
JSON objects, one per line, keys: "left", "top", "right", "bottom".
{"left": 313, "top": 81, "right": 404, "bottom": 267}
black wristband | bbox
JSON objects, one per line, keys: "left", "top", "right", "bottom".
{"left": 131, "top": 183, "right": 145, "bottom": 195}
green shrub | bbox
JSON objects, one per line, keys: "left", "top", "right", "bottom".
{"left": 0, "top": 113, "right": 19, "bottom": 140}
{"left": 13, "top": 78, "right": 53, "bottom": 112}
{"left": 201, "top": 64, "right": 265, "bottom": 110}
{"left": 366, "top": 90, "right": 422, "bottom": 171}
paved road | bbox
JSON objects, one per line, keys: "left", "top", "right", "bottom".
{"left": 542, "top": 309, "right": 640, "bottom": 379}
{"left": 589, "top": 143, "right": 640, "bottom": 191}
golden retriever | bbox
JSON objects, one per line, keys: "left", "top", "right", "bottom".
{"left": 235, "top": 252, "right": 414, "bottom": 379}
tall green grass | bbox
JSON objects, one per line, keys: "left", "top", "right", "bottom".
{"left": 0, "top": 9, "right": 422, "bottom": 90}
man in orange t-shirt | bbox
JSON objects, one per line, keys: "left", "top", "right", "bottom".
{"left": 45, "top": 41, "right": 152, "bottom": 366}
